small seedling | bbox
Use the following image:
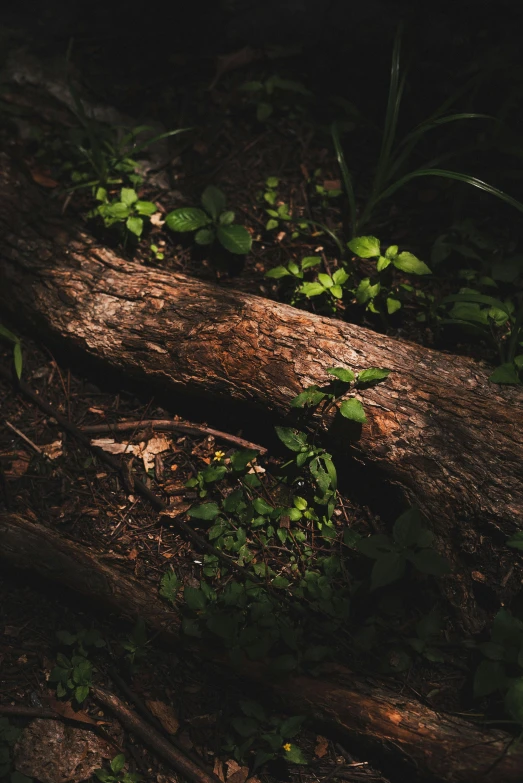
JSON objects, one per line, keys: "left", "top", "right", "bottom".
{"left": 357, "top": 507, "right": 450, "bottom": 590}
{"left": 165, "top": 186, "right": 252, "bottom": 254}
{"left": 90, "top": 187, "right": 157, "bottom": 240}
{"left": 226, "top": 700, "right": 307, "bottom": 770}
{"left": 0, "top": 324, "right": 22, "bottom": 379}
{"left": 473, "top": 608, "right": 523, "bottom": 727}
{"left": 49, "top": 653, "right": 94, "bottom": 704}
{"left": 239, "top": 75, "right": 310, "bottom": 122}
{"left": 95, "top": 754, "right": 140, "bottom": 783}
{"left": 348, "top": 236, "right": 431, "bottom": 316}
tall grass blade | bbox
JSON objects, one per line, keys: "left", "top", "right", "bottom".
{"left": 376, "top": 168, "right": 523, "bottom": 214}
{"left": 331, "top": 122, "right": 357, "bottom": 235}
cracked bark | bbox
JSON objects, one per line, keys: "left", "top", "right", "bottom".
{"left": 0, "top": 152, "right": 522, "bottom": 631}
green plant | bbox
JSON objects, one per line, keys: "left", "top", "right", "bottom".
{"left": 89, "top": 187, "right": 157, "bottom": 242}
{"left": 49, "top": 653, "right": 94, "bottom": 704}
{"left": 0, "top": 325, "right": 22, "bottom": 379}
{"left": 49, "top": 627, "right": 105, "bottom": 703}
{"left": 94, "top": 754, "right": 140, "bottom": 783}
{"left": 239, "top": 75, "right": 310, "bottom": 122}
{"left": 332, "top": 26, "right": 523, "bottom": 235}
{"left": 348, "top": 235, "right": 431, "bottom": 316}
{"left": 474, "top": 608, "right": 523, "bottom": 726}
{"left": 165, "top": 186, "right": 252, "bottom": 255}
{"left": 266, "top": 236, "right": 430, "bottom": 321}
{"left": 149, "top": 243, "right": 164, "bottom": 261}
{"left": 122, "top": 618, "right": 149, "bottom": 666}
{"left": 357, "top": 507, "right": 450, "bottom": 590}
{"left": 0, "top": 718, "right": 32, "bottom": 782}
{"left": 226, "top": 701, "right": 307, "bottom": 770}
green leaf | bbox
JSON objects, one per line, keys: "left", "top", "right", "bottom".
{"left": 291, "top": 388, "right": 326, "bottom": 407}
{"left": 195, "top": 228, "right": 215, "bottom": 245}
{"left": 219, "top": 210, "right": 235, "bottom": 226}
{"left": 275, "top": 427, "right": 307, "bottom": 452}
{"left": 110, "top": 754, "right": 126, "bottom": 774}
{"left": 386, "top": 297, "right": 401, "bottom": 315}
{"left": 377, "top": 255, "right": 391, "bottom": 272}
{"left": 393, "top": 252, "right": 431, "bottom": 275}
{"left": 357, "top": 534, "right": 394, "bottom": 559}
{"left": 75, "top": 685, "right": 90, "bottom": 703}
{"left": 187, "top": 502, "right": 220, "bottom": 520}
{"left": 393, "top": 507, "right": 424, "bottom": 547}
{"left": 135, "top": 200, "right": 157, "bottom": 216}
{"left": 232, "top": 716, "right": 259, "bottom": 737}
{"left": 385, "top": 245, "right": 398, "bottom": 258}
{"left": 184, "top": 586, "right": 207, "bottom": 612}
{"left": 330, "top": 285, "right": 343, "bottom": 299}
{"left": 478, "top": 641, "right": 505, "bottom": 660}
{"left": 240, "top": 699, "right": 266, "bottom": 721}
{"left": 126, "top": 215, "right": 143, "bottom": 237}
{"left": 159, "top": 572, "right": 180, "bottom": 603}
{"left": 507, "top": 532, "right": 523, "bottom": 551}
{"left": 355, "top": 278, "right": 380, "bottom": 304}
{"left": 280, "top": 715, "right": 305, "bottom": 738}
{"left": 266, "top": 176, "right": 279, "bottom": 188}
{"left": 327, "top": 367, "right": 355, "bottom": 383}
{"left": 284, "top": 744, "right": 308, "bottom": 764}
{"left": 348, "top": 236, "right": 381, "bottom": 258}
{"left": 488, "top": 363, "right": 521, "bottom": 385}
{"left": 217, "top": 225, "right": 252, "bottom": 254}
{"left": 473, "top": 659, "right": 506, "bottom": 698}
{"left": 270, "top": 654, "right": 298, "bottom": 674}
{"left": 505, "top": 678, "right": 523, "bottom": 723}
{"left": 120, "top": 188, "right": 138, "bottom": 207}
{"left": 371, "top": 552, "right": 406, "bottom": 589}
{"left": 257, "top": 102, "right": 273, "bottom": 122}
{"left": 298, "top": 282, "right": 326, "bottom": 297}
{"left": 0, "top": 325, "right": 19, "bottom": 343}
{"left": 408, "top": 549, "right": 450, "bottom": 576}
{"left": 201, "top": 185, "right": 226, "bottom": 220}
{"left": 272, "top": 576, "right": 290, "bottom": 589}
{"left": 357, "top": 367, "right": 391, "bottom": 385}
{"left": 253, "top": 497, "right": 273, "bottom": 515}
{"left": 165, "top": 207, "right": 211, "bottom": 232}
{"left": 339, "top": 398, "right": 366, "bottom": 423}
{"left": 230, "top": 449, "right": 259, "bottom": 471}
{"left": 317, "top": 273, "right": 333, "bottom": 288}
{"left": 265, "top": 265, "right": 291, "bottom": 279}
{"left": 266, "top": 219, "right": 279, "bottom": 230}
{"left": 301, "top": 256, "right": 322, "bottom": 270}
{"left": 13, "top": 342, "right": 22, "bottom": 379}
{"left": 332, "top": 268, "right": 349, "bottom": 285}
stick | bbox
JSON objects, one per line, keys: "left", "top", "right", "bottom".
{"left": 91, "top": 686, "right": 222, "bottom": 783}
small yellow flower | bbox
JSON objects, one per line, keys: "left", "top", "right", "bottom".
{"left": 214, "top": 450, "right": 226, "bottom": 460}
{"left": 283, "top": 743, "right": 292, "bottom": 752}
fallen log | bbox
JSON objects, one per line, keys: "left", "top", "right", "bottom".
{"left": 0, "top": 512, "right": 521, "bottom": 783}
{"left": 1, "top": 152, "right": 522, "bottom": 630}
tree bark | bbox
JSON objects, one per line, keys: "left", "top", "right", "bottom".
{"left": 1, "top": 152, "right": 522, "bottom": 630}
{"left": 0, "top": 512, "right": 521, "bottom": 783}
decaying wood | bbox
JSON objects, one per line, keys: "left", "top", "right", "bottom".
{"left": 1, "top": 152, "right": 522, "bottom": 629}
{"left": 0, "top": 512, "right": 521, "bottom": 783}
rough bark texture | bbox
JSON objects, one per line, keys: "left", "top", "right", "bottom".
{"left": 0, "top": 512, "right": 521, "bottom": 783}
{"left": 1, "top": 152, "right": 522, "bottom": 630}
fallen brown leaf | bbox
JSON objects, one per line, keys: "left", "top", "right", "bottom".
{"left": 146, "top": 700, "right": 180, "bottom": 735}
{"left": 314, "top": 735, "right": 329, "bottom": 758}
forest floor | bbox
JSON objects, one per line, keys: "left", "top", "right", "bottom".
{"left": 1, "top": 8, "right": 522, "bottom": 783}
